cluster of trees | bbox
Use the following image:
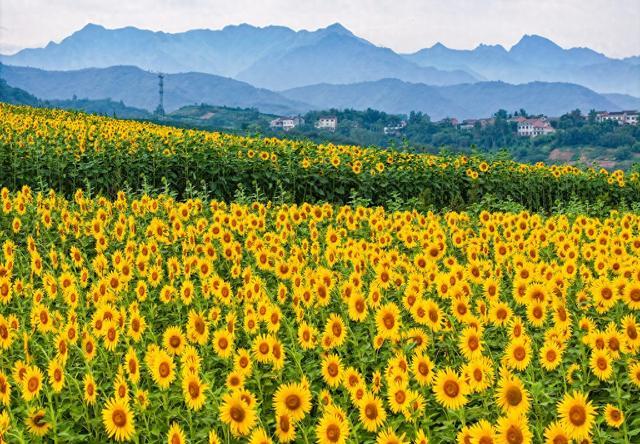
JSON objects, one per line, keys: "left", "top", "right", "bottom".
{"left": 261, "top": 108, "right": 640, "bottom": 164}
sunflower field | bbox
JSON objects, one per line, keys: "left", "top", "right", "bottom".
{"left": 0, "top": 185, "right": 638, "bottom": 444}
{"left": 2, "top": 104, "right": 640, "bottom": 212}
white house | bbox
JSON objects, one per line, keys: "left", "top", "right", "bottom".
{"left": 517, "top": 118, "right": 556, "bottom": 137}
{"left": 270, "top": 116, "right": 304, "bottom": 131}
{"left": 595, "top": 111, "right": 638, "bottom": 125}
{"left": 315, "top": 116, "right": 338, "bottom": 131}
{"left": 383, "top": 120, "right": 407, "bottom": 135}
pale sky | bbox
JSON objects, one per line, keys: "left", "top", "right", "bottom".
{"left": 1, "top": 0, "right": 639, "bottom": 58}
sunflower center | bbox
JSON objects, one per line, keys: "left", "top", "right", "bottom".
{"left": 395, "top": 390, "right": 406, "bottom": 404}
{"left": 32, "top": 412, "right": 46, "bottom": 427}
{"left": 171, "top": 433, "right": 181, "bottom": 444}
{"left": 112, "top": 409, "right": 127, "bottom": 427}
{"left": 546, "top": 350, "right": 557, "bottom": 362}
{"left": 597, "top": 357, "right": 608, "bottom": 370}
{"left": 170, "top": 336, "right": 180, "bottom": 348}
{"left": 506, "top": 425, "right": 523, "bottom": 444}
{"left": 259, "top": 343, "right": 269, "bottom": 354}
{"left": 443, "top": 380, "right": 459, "bottom": 397}
{"left": 569, "top": 405, "right": 586, "bottom": 426}
{"left": 230, "top": 405, "right": 245, "bottom": 422}
{"left": 327, "top": 363, "right": 339, "bottom": 377}
{"left": 332, "top": 322, "right": 342, "bottom": 337}
{"left": 506, "top": 386, "right": 522, "bottom": 406}
{"left": 418, "top": 362, "right": 429, "bottom": 376}
{"left": 473, "top": 368, "right": 483, "bottom": 381}
{"left": 382, "top": 313, "right": 395, "bottom": 329}
{"left": 28, "top": 376, "right": 39, "bottom": 392}
{"left": 188, "top": 381, "right": 200, "bottom": 398}
{"left": 326, "top": 424, "right": 341, "bottom": 442}
{"left": 610, "top": 409, "right": 621, "bottom": 420}
{"left": 468, "top": 336, "right": 479, "bottom": 351}
{"left": 285, "top": 394, "right": 301, "bottom": 410}
{"left": 365, "top": 403, "right": 378, "bottom": 419}
{"left": 195, "top": 319, "right": 205, "bottom": 334}
{"left": 159, "top": 362, "right": 171, "bottom": 378}
{"left": 280, "top": 415, "right": 290, "bottom": 432}
{"left": 514, "top": 346, "right": 526, "bottom": 361}
{"left": 428, "top": 309, "right": 438, "bottom": 322}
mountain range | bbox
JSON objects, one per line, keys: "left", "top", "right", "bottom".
{"left": 2, "top": 63, "right": 635, "bottom": 120}
{"left": 2, "top": 23, "right": 638, "bottom": 95}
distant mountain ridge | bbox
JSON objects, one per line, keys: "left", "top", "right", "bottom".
{"left": 0, "top": 23, "right": 475, "bottom": 90}
{"left": 3, "top": 63, "right": 635, "bottom": 121}
{"left": 0, "top": 63, "right": 309, "bottom": 114}
{"left": 404, "top": 34, "right": 640, "bottom": 96}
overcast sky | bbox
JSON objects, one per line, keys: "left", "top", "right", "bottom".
{"left": 1, "top": 0, "right": 639, "bottom": 57}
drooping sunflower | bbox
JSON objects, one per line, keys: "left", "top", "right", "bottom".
{"left": 432, "top": 367, "right": 468, "bottom": 410}
{"left": 25, "top": 408, "right": 50, "bottom": 437}
{"left": 273, "top": 381, "right": 312, "bottom": 421}
{"left": 0, "top": 371, "right": 11, "bottom": 406}
{"left": 102, "top": 397, "right": 135, "bottom": 442}
{"left": 358, "top": 392, "right": 386, "bottom": 432}
{"left": 219, "top": 390, "right": 257, "bottom": 437}
{"left": 557, "top": 391, "right": 596, "bottom": 441}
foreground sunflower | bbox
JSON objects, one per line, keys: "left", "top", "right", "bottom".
{"left": 315, "top": 413, "right": 349, "bottom": 444}
{"left": 219, "top": 390, "right": 257, "bottom": 437}
{"left": 102, "top": 397, "right": 135, "bottom": 442}
{"left": 557, "top": 391, "right": 596, "bottom": 440}
{"left": 432, "top": 367, "right": 469, "bottom": 410}
{"left": 358, "top": 392, "right": 387, "bottom": 432}
{"left": 273, "top": 381, "right": 312, "bottom": 421}
{"left": 603, "top": 404, "right": 624, "bottom": 428}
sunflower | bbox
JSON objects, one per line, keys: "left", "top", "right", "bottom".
{"left": 275, "top": 413, "right": 296, "bottom": 443}
{"left": 273, "top": 381, "right": 312, "bottom": 421}
{"left": 387, "top": 382, "right": 411, "bottom": 414}
{"left": 149, "top": 349, "right": 176, "bottom": 390}
{"left": 167, "top": 422, "right": 186, "bottom": 444}
{"left": 0, "top": 371, "right": 11, "bottom": 406}
{"left": 463, "top": 356, "right": 494, "bottom": 393}
{"left": 358, "top": 393, "right": 386, "bottom": 432}
{"left": 539, "top": 341, "right": 563, "bottom": 371}
{"left": 459, "top": 326, "right": 483, "bottom": 360}
{"left": 589, "top": 349, "right": 613, "bottom": 381}
{"left": 124, "top": 348, "right": 140, "bottom": 384}
{"left": 375, "top": 303, "right": 402, "bottom": 340}
{"left": 469, "top": 419, "right": 496, "bottom": 444}
{"left": 212, "top": 329, "right": 234, "bottom": 359}
{"left": 187, "top": 310, "right": 209, "bottom": 345}
{"left": 432, "top": 368, "right": 468, "bottom": 410}
{"left": 505, "top": 338, "right": 532, "bottom": 371}
{"left": 163, "top": 326, "right": 186, "bottom": 356}
{"left": 629, "top": 361, "right": 640, "bottom": 387}
{"left": 182, "top": 373, "right": 208, "bottom": 411}
{"left": 543, "top": 420, "right": 570, "bottom": 444}
{"left": 496, "top": 374, "right": 530, "bottom": 415}
{"left": 496, "top": 413, "right": 532, "bottom": 444}
{"left": 47, "top": 358, "right": 65, "bottom": 393}
{"left": 603, "top": 404, "right": 624, "bottom": 428}
{"left": 84, "top": 373, "right": 98, "bottom": 405}
{"left": 557, "top": 391, "right": 596, "bottom": 441}
{"left": 219, "top": 391, "right": 257, "bottom": 437}
{"left": 25, "top": 408, "right": 50, "bottom": 437}
{"left": 376, "top": 427, "right": 407, "bottom": 444}
{"left": 315, "top": 413, "right": 349, "bottom": 444}
{"left": 102, "top": 397, "right": 136, "bottom": 442}
{"left": 324, "top": 314, "right": 347, "bottom": 348}
{"left": 411, "top": 353, "right": 434, "bottom": 386}
{"left": 250, "top": 427, "right": 274, "bottom": 444}
{"left": 321, "top": 354, "right": 343, "bottom": 388}
{"left": 21, "top": 365, "right": 43, "bottom": 401}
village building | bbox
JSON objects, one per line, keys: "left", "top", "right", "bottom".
{"left": 517, "top": 117, "right": 556, "bottom": 137}
{"left": 595, "top": 111, "right": 638, "bottom": 125}
{"left": 315, "top": 116, "right": 338, "bottom": 131}
{"left": 269, "top": 116, "right": 305, "bottom": 131}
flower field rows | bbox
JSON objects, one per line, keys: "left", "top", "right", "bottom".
{"left": 2, "top": 104, "right": 640, "bottom": 212}
{"left": 0, "top": 186, "right": 638, "bottom": 443}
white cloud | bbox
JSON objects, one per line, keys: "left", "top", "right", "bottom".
{"left": 1, "top": 0, "right": 639, "bottom": 57}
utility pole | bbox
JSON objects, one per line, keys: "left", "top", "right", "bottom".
{"left": 155, "top": 73, "right": 165, "bottom": 116}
